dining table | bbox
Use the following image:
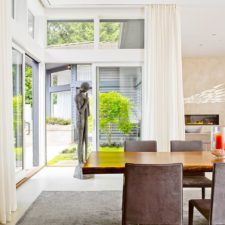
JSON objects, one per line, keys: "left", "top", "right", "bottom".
{"left": 82, "top": 151, "right": 225, "bottom": 174}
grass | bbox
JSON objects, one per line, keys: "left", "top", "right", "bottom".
{"left": 47, "top": 153, "right": 76, "bottom": 165}
{"left": 48, "top": 145, "right": 124, "bottom": 166}
{"left": 14, "top": 147, "right": 22, "bottom": 160}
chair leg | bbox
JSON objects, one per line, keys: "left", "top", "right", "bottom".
{"left": 202, "top": 187, "right": 205, "bottom": 199}
{"left": 188, "top": 201, "right": 194, "bottom": 225}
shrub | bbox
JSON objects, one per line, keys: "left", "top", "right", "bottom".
{"left": 46, "top": 117, "right": 71, "bottom": 125}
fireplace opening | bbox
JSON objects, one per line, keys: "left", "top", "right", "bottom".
{"left": 185, "top": 114, "right": 219, "bottom": 125}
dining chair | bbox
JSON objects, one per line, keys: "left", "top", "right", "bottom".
{"left": 189, "top": 163, "right": 225, "bottom": 225}
{"left": 170, "top": 140, "right": 212, "bottom": 199}
{"left": 122, "top": 163, "right": 183, "bottom": 225}
{"left": 124, "top": 140, "right": 157, "bottom": 152}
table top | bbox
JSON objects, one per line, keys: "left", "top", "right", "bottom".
{"left": 82, "top": 151, "right": 225, "bottom": 174}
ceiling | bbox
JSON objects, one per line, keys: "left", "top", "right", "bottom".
{"left": 41, "top": 0, "right": 225, "bottom": 57}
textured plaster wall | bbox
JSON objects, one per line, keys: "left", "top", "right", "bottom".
{"left": 183, "top": 57, "right": 225, "bottom": 127}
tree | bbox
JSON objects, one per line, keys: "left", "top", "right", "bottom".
{"left": 99, "top": 92, "right": 133, "bottom": 146}
{"left": 47, "top": 21, "right": 94, "bottom": 46}
{"left": 47, "top": 21, "right": 121, "bottom": 46}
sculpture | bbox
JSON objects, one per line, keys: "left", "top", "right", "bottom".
{"left": 74, "top": 82, "right": 90, "bottom": 178}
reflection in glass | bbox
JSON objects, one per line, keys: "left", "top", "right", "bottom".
{"left": 51, "top": 69, "right": 71, "bottom": 87}
{"left": 12, "top": 48, "right": 23, "bottom": 172}
{"left": 98, "top": 67, "right": 142, "bottom": 151}
{"left": 100, "top": 20, "right": 144, "bottom": 49}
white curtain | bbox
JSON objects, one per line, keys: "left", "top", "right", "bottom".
{"left": 0, "top": 0, "right": 17, "bottom": 224}
{"left": 142, "top": 4, "right": 185, "bottom": 151}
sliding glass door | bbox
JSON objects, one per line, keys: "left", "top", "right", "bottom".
{"left": 12, "top": 46, "right": 39, "bottom": 180}
{"left": 97, "top": 66, "right": 142, "bottom": 151}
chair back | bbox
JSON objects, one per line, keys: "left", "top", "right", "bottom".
{"left": 210, "top": 163, "right": 225, "bottom": 225}
{"left": 122, "top": 163, "right": 183, "bottom": 225}
{"left": 124, "top": 140, "right": 157, "bottom": 152}
{"left": 170, "top": 140, "right": 203, "bottom": 176}
{"left": 170, "top": 140, "right": 203, "bottom": 152}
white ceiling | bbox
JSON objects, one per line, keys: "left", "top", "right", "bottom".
{"left": 41, "top": 0, "right": 225, "bottom": 57}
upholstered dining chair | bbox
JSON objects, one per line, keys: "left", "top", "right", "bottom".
{"left": 124, "top": 140, "right": 157, "bottom": 152}
{"left": 170, "top": 140, "right": 212, "bottom": 199}
{"left": 188, "top": 163, "right": 225, "bottom": 225}
{"left": 122, "top": 163, "right": 183, "bottom": 225}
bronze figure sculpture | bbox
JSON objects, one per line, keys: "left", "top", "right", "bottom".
{"left": 74, "top": 82, "right": 90, "bottom": 179}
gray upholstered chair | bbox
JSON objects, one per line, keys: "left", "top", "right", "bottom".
{"left": 189, "top": 163, "right": 225, "bottom": 225}
{"left": 124, "top": 140, "right": 157, "bottom": 152}
{"left": 122, "top": 163, "right": 183, "bottom": 225}
{"left": 170, "top": 140, "right": 212, "bottom": 199}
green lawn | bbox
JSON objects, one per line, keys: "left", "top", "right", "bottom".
{"left": 48, "top": 145, "right": 124, "bottom": 166}
{"left": 47, "top": 153, "right": 76, "bottom": 165}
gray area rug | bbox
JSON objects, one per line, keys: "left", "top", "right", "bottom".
{"left": 16, "top": 190, "right": 208, "bottom": 225}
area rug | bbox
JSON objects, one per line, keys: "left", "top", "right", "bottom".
{"left": 16, "top": 190, "right": 207, "bottom": 225}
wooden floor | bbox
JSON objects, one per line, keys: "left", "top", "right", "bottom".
{"left": 83, "top": 151, "right": 225, "bottom": 174}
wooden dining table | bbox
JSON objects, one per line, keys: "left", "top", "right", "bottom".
{"left": 82, "top": 151, "right": 225, "bottom": 174}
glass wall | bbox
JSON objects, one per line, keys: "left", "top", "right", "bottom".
{"left": 46, "top": 19, "right": 144, "bottom": 49}
{"left": 12, "top": 48, "right": 24, "bottom": 172}
{"left": 46, "top": 67, "right": 72, "bottom": 166}
{"left": 46, "top": 64, "right": 93, "bottom": 166}
{"left": 97, "top": 66, "right": 142, "bottom": 151}
{"left": 47, "top": 21, "right": 94, "bottom": 48}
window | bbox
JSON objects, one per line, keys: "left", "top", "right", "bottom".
{"left": 51, "top": 69, "right": 71, "bottom": 86}
{"left": 97, "top": 66, "right": 142, "bottom": 150}
{"left": 99, "top": 19, "right": 144, "bottom": 49}
{"left": 47, "top": 21, "right": 94, "bottom": 48}
{"left": 28, "top": 10, "right": 35, "bottom": 38}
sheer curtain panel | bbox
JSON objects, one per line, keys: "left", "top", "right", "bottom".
{"left": 142, "top": 5, "right": 185, "bottom": 151}
{"left": 0, "top": 0, "right": 17, "bottom": 224}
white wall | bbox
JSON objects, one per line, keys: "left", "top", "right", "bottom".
{"left": 45, "top": 49, "right": 143, "bottom": 63}
{"left": 183, "top": 57, "right": 225, "bottom": 127}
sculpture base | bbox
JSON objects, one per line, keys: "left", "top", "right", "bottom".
{"left": 74, "top": 163, "right": 94, "bottom": 179}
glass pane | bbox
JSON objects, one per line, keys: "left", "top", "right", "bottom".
{"left": 51, "top": 69, "right": 71, "bottom": 86}
{"left": 12, "top": 48, "right": 23, "bottom": 172}
{"left": 51, "top": 91, "right": 71, "bottom": 119}
{"left": 98, "top": 67, "right": 142, "bottom": 151}
{"left": 47, "top": 21, "right": 94, "bottom": 48}
{"left": 99, "top": 20, "right": 144, "bottom": 49}
{"left": 77, "top": 65, "right": 92, "bottom": 81}
{"left": 28, "top": 10, "right": 34, "bottom": 38}
{"left": 24, "top": 64, "right": 33, "bottom": 168}
{"left": 47, "top": 91, "right": 72, "bottom": 166}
